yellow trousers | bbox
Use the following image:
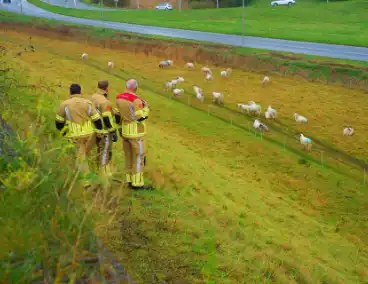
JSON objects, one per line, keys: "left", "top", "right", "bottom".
{"left": 123, "top": 137, "right": 145, "bottom": 187}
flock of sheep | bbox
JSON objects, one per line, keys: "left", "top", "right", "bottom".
{"left": 81, "top": 54, "right": 355, "bottom": 153}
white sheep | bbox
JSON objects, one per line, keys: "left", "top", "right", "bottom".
{"left": 212, "top": 92, "right": 224, "bottom": 105}
{"left": 248, "top": 101, "right": 262, "bottom": 116}
{"left": 185, "top": 62, "right": 195, "bottom": 69}
{"left": 165, "top": 81, "right": 176, "bottom": 91}
{"left": 300, "top": 134, "right": 312, "bottom": 151}
{"left": 194, "top": 86, "right": 204, "bottom": 103}
{"left": 265, "top": 105, "right": 277, "bottom": 119}
{"left": 159, "top": 60, "right": 172, "bottom": 68}
{"left": 81, "top": 53, "right": 88, "bottom": 61}
{"left": 201, "top": 67, "right": 211, "bottom": 74}
{"left": 221, "top": 68, "right": 232, "bottom": 77}
{"left": 176, "top": 76, "right": 185, "bottom": 83}
{"left": 343, "top": 127, "right": 354, "bottom": 136}
{"left": 294, "top": 113, "right": 308, "bottom": 124}
{"left": 262, "top": 76, "right": 270, "bottom": 86}
{"left": 205, "top": 72, "right": 213, "bottom": 81}
{"left": 237, "top": 103, "right": 251, "bottom": 113}
{"left": 107, "top": 61, "right": 114, "bottom": 69}
{"left": 253, "top": 119, "right": 269, "bottom": 132}
{"left": 173, "top": 88, "right": 184, "bottom": 97}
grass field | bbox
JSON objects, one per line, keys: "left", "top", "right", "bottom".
{"left": 0, "top": 29, "right": 367, "bottom": 282}
{"left": 28, "top": 0, "right": 368, "bottom": 46}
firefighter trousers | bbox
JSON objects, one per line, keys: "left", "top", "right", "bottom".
{"left": 123, "top": 137, "right": 145, "bottom": 187}
{"left": 71, "top": 134, "right": 95, "bottom": 184}
{"left": 96, "top": 133, "right": 113, "bottom": 177}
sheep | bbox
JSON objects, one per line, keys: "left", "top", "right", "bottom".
{"left": 248, "top": 101, "right": 262, "bottom": 116}
{"left": 294, "top": 113, "right": 308, "bottom": 124}
{"left": 300, "top": 134, "right": 312, "bottom": 151}
{"left": 237, "top": 103, "right": 252, "bottom": 113}
{"left": 194, "top": 85, "right": 204, "bottom": 103}
{"left": 107, "top": 61, "right": 114, "bottom": 69}
{"left": 81, "top": 53, "right": 88, "bottom": 61}
{"left": 201, "top": 67, "right": 211, "bottom": 74}
{"left": 176, "top": 77, "right": 185, "bottom": 83}
{"left": 253, "top": 119, "right": 269, "bottom": 132}
{"left": 221, "top": 68, "right": 232, "bottom": 77}
{"left": 262, "top": 76, "right": 270, "bottom": 86}
{"left": 205, "top": 72, "right": 213, "bottom": 81}
{"left": 173, "top": 88, "right": 184, "bottom": 97}
{"left": 265, "top": 105, "right": 277, "bottom": 119}
{"left": 165, "top": 81, "right": 176, "bottom": 91}
{"left": 212, "top": 92, "right": 224, "bottom": 105}
{"left": 185, "top": 62, "right": 195, "bottom": 69}
{"left": 343, "top": 127, "right": 354, "bottom": 136}
{"left": 159, "top": 60, "right": 172, "bottom": 68}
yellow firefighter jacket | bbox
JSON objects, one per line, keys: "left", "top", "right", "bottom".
{"left": 55, "top": 94, "right": 102, "bottom": 138}
{"left": 116, "top": 92, "right": 149, "bottom": 139}
{"left": 90, "top": 89, "right": 116, "bottom": 134}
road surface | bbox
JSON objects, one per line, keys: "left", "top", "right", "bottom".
{"left": 1, "top": 0, "right": 368, "bottom": 61}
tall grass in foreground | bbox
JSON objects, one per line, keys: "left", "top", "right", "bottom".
{"left": 0, "top": 50, "right": 125, "bottom": 281}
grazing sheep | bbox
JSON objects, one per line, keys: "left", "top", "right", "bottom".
{"left": 194, "top": 85, "right": 204, "bottom": 103}
{"left": 237, "top": 103, "right": 252, "bottom": 113}
{"left": 248, "top": 101, "right": 262, "bottom": 116}
{"left": 265, "top": 105, "right": 277, "bottom": 119}
{"left": 176, "top": 77, "right": 185, "bottom": 83}
{"left": 254, "top": 119, "right": 269, "bottom": 132}
{"left": 81, "top": 53, "right": 88, "bottom": 61}
{"left": 205, "top": 72, "right": 213, "bottom": 81}
{"left": 185, "top": 62, "right": 195, "bottom": 69}
{"left": 201, "top": 67, "right": 211, "bottom": 74}
{"left": 343, "top": 127, "right": 354, "bottom": 136}
{"left": 173, "top": 88, "right": 184, "bottom": 97}
{"left": 221, "top": 68, "right": 232, "bottom": 77}
{"left": 165, "top": 81, "right": 176, "bottom": 91}
{"left": 159, "top": 60, "right": 172, "bottom": 68}
{"left": 294, "top": 113, "right": 308, "bottom": 124}
{"left": 300, "top": 134, "right": 312, "bottom": 151}
{"left": 262, "top": 76, "right": 270, "bottom": 86}
{"left": 107, "top": 61, "right": 114, "bottom": 69}
{"left": 212, "top": 92, "right": 224, "bottom": 105}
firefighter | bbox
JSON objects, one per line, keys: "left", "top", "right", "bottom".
{"left": 116, "top": 79, "right": 152, "bottom": 190}
{"left": 55, "top": 84, "right": 103, "bottom": 189}
{"left": 90, "top": 80, "right": 118, "bottom": 178}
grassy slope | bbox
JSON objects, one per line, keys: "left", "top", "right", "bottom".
{"left": 28, "top": 0, "right": 368, "bottom": 46}
{"left": 1, "top": 30, "right": 366, "bottom": 283}
{"left": 0, "top": 54, "right": 104, "bottom": 280}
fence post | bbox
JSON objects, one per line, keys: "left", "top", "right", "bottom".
{"left": 248, "top": 122, "right": 251, "bottom": 134}
{"left": 364, "top": 168, "right": 366, "bottom": 185}
{"left": 320, "top": 151, "right": 324, "bottom": 168}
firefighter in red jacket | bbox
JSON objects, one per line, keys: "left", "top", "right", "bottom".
{"left": 116, "top": 79, "right": 152, "bottom": 190}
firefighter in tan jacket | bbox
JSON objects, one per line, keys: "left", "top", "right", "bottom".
{"left": 90, "top": 80, "right": 118, "bottom": 178}
{"left": 55, "top": 84, "right": 103, "bottom": 189}
{"left": 116, "top": 79, "right": 152, "bottom": 190}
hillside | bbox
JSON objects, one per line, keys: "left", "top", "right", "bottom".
{"left": 0, "top": 26, "right": 367, "bottom": 282}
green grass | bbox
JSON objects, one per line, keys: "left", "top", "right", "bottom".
{"left": 1, "top": 29, "right": 366, "bottom": 283}
{"left": 0, "top": 45, "right": 113, "bottom": 281}
{"left": 28, "top": 0, "right": 368, "bottom": 46}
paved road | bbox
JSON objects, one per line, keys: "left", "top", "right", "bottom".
{"left": 40, "top": 0, "right": 118, "bottom": 10}
{"left": 1, "top": 0, "right": 368, "bottom": 61}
